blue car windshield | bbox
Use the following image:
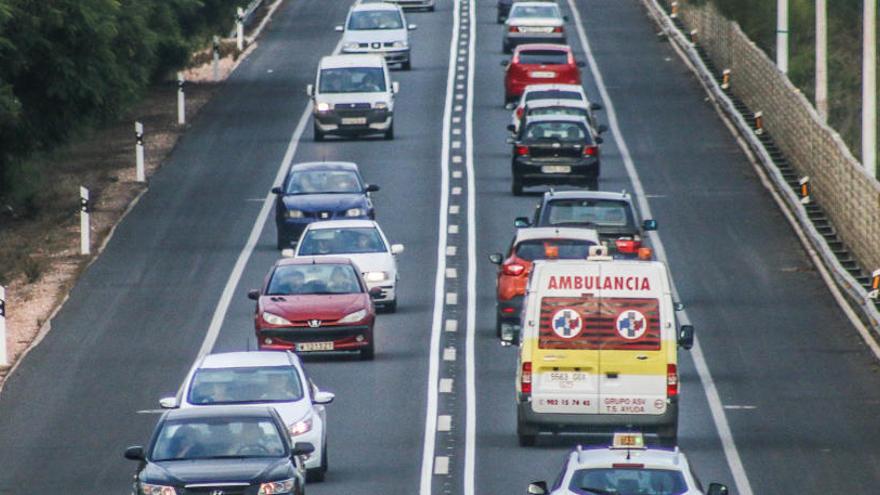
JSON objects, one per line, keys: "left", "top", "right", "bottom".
{"left": 285, "top": 170, "right": 363, "bottom": 194}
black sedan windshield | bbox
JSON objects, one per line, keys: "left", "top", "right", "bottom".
{"left": 151, "top": 418, "right": 286, "bottom": 461}
{"left": 267, "top": 264, "right": 362, "bottom": 295}
{"left": 285, "top": 170, "right": 362, "bottom": 194}
{"left": 188, "top": 366, "right": 304, "bottom": 405}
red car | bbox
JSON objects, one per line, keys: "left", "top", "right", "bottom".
{"left": 248, "top": 257, "right": 379, "bottom": 359}
{"left": 502, "top": 43, "right": 584, "bottom": 104}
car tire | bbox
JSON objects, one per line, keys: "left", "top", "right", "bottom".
{"left": 503, "top": 41, "right": 511, "bottom": 54}
{"left": 402, "top": 59, "right": 412, "bottom": 70}
{"left": 583, "top": 177, "right": 599, "bottom": 190}
{"left": 385, "top": 299, "right": 398, "bottom": 313}
{"left": 360, "top": 342, "right": 375, "bottom": 360}
{"left": 428, "top": 5, "right": 435, "bottom": 11}
{"left": 384, "top": 122, "right": 394, "bottom": 140}
{"left": 313, "top": 122, "right": 324, "bottom": 142}
{"left": 497, "top": 14, "right": 504, "bottom": 24}
{"left": 307, "top": 444, "right": 328, "bottom": 482}
{"left": 496, "top": 315, "right": 502, "bottom": 338}
{"left": 511, "top": 177, "right": 524, "bottom": 196}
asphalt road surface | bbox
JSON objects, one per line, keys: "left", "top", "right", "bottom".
{"left": 1, "top": 0, "right": 879, "bottom": 493}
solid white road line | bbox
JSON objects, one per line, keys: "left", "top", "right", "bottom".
{"left": 565, "top": 2, "right": 754, "bottom": 494}
{"left": 463, "top": 0, "right": 477, "bottom": 491}
{"left": 420, "top": 0, "right": 461, "bottom": 491}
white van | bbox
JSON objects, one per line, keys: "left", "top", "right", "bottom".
{"left": 337, "top": 2, "right": 416, "bottom": 70}
{"left": 515, "top": 249, "right": 694, "bottom": 446}
{"left": 307, "top": 54, "right": 398, "bottom": 141}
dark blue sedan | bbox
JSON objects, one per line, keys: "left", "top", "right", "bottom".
{"left": 272, "top": 161, "right": 379, "bottom": 249}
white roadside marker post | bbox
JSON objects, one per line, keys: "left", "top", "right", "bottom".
{"left": 80, "top": 186, "right": 90, "bottom": 256}
{"left": 236, "top": 8, "right": 245, "bottom": 52}
{"left": 135, "top": 121, "right": 145, "bottom": 182}
{"left": 0, "top": 285, "right": 7, "bottom": 367}
{"left": 212, "top": 35, "right": 221, "bottom": 81}
{"left": 177, "top": 72, "right": 186, "bottom": 125}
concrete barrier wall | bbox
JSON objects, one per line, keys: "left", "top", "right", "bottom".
{"left": 675, "top": 1, "right": 880, "bottom": 272}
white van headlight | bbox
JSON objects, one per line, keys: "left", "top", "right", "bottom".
{"left": 315, "top": 101, "right": 331, "bottom": 112}
{"left": 364, "top": 271, "right": 389, "bottom": 283}
{"left": 373, "top": 102, "right": 388, "bottom": 110}
{"left": 343, "top": 41, "right": 360, "bottom": 51}
{"left": 391, "top": 40, "right": 408, "bottom": 48}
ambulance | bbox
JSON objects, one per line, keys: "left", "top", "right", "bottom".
{"left": 515, "top": 247, "right": 694, "bottom": 447}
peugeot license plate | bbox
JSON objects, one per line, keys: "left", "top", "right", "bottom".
{"left": 530, "top": 71, "right": 556, "bottom": 78}
{"left": 341, "top": 117, "right": 367, "bottom": 125}
{"left": 542, "top": 165, "right": 571, "bottom": 174}
{"left": 297, "top": 342, "right": 334, "bottom": 352}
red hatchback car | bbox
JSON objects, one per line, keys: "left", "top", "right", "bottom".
{"left": 502, "top": 43, "right": 584, "bottom": 104}
{"left": 248, "top": 257, "right": 379, "bottom": 359}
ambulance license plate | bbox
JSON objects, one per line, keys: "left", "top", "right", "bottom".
{"left": 543, "top": 371, "right": 590, "bottom": 389}
{"left": 341, "top": 117, "right": 367, "bottom": 125}
{"left": 297, "top": 341, "right": 334, "bottom": 352}
{"left": 542, "top": 165, "right": 571, "bottom": 174}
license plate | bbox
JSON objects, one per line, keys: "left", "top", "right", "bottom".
{"left": 542, "top": 371, "right": 590, "bottom": 389}
{"left": 530, "top": 71, "right": 556, "bottom": 78}
{"left": 341, "top": 117, "right": 367, "bottom": 125}
{"left": 542, "top": 165, "right": 571, "bottom": 174}
{"left": 297, "top": 341, "right": 334, "bottom": 352}
{"left": 519, "top": 26, "right": 552, "bottom": 33}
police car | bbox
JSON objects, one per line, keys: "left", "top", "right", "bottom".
{"left": 527, "top": 433, "right": 730, "bottom": 495}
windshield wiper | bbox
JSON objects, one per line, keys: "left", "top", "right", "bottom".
{"left": 578, "top": 487, "right": 614, "bottom": 495}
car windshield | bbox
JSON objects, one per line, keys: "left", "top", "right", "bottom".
{"left": 151, "top": 417, "right": 286, "bottom": 461}
{"left": 525, "top": 121, "right": 588, "bottom": 142}
{"left": 267, "top": 263, "right": 362, "bottom": 295}
{"left": 518, "top": 50, "right": 569, "bottom": 65}
{"left": 319, "top": 67, "right": 386, "bottom": 93}
{"left": 348, "top": 10, "right": 404, "bottom": 29}
{"left": 545, "top": 199, "right": 634, "bottom": 228}
{"left": 529, "top": 106, "right": 588, "bottom": 119}
{"left": 526, "top": 90, "right": 582, "bottom": 102}
{"left": 187, "top": 366, "right": 304, "bottom": 405}
{"left": 514, "top": 238, "right": 595, "bottom": 261}
{"left": 299, "top": 227, "right": 386, "bottom": 255}
{"left": 568, "top": 468, "right": 688, "bottom": 495}
{"left": 285, "top": 170, "right": 362, "bottom": 194}
{"left": 510, "top": 4, "right": 560, "bottom": 19}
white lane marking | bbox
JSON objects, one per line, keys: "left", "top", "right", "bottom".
{"left": 446, "top": 292, "right": 458, "bottom": 305}
{"left": 420, "top": 0, "right": 460, "bottom": 490}
{"left": 137, "top": 409, "right": 166, "bottom": 414}
{"left": 443, "top": 348, "right": 457, "bottom": 362}
{"left": 453, "top": 156, "right": 463, "bottom": 163}
{"left": 452, "top": 140, "right": 462, "bottom": 148}
{"left": 452, "top": 171, "right": 463, "bottom": 179}
{"left": 446, "top": 268, "right": 458, "bottom": 279}
{"left": 448, "top": 224, "right": 459, "bottom": 234}
{"left": 463, "top": 0, "right": 477, "bottom": 492}
{"left": 455, "top": 105, "right": 463, "bottom": 111}
{"left": 450, "top": 205, "right": 460, "bottom": 214}
{"left": 566, "top": 2, "right": 754, "bottom": 494}
{"left": 453, "top": 128, "right": 462, "bottom": 135}
{"left": 453, "top": 116, "right": 462, "bottom": 123}
{"left": 446, "top": 246, "right": 457, "bottom": 256}
{"left": 446, "top": 319, "right": 458, "bottom": 332}
{"left": 195, "top": 39, "right": 344, "bottom": 361}
{"left": 438, "top": 415, "right": 453, "bottom": 432}
{"left": 724, "top": 405, "right": 758, "bottom": 410}
{"left": 452, "top": 187, "right": 462, "bottom": 195}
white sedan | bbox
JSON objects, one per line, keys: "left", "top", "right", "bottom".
{"left": 159, "top": 351, "right": 334, "bottom": 481}
{"left": 290, "top": 219, "right": 404, "bottom": 312}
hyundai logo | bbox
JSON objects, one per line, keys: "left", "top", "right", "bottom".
{"left": 308, "top": 319, "right": 322, "bottom": 328}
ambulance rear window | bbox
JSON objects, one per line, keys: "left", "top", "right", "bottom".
{"left": 514, "top": 239, "right": 595, "bottom": 261}
{"left": 538, "top": 296, "right": 661, "bottom": 350}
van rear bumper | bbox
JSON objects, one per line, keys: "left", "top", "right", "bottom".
{"left": 517, "top": 399, "right": 678, "bottom": 434}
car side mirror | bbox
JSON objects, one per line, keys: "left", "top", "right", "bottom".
{"left": 488, "top": 253, "right": 503, "bottom": 265}
{"left": 514, "top": 216, "right": 531, "bottom": 228}
{"left": 271, "top": 186, "right": 283, "bottom": 195}
{"left": 673, "top": 302, "right": 685, "bottom": 311}
{"left": 504, "top": 102, "right": 515, "bottom": 110}
{"left": 292, "top": 442, "right": 315, "bottom": 457}
{"left": 124, "top": 446, "right": 145, "bottom": 461}
{"left": 590, "top": 102, "right": 603, "bottom": 111}
{"left": 505, "top": 137, "right": 515, "bottom": 144}
{"left": 159, "top": 397, "right": 178, "bottom": 409}
{"left": 392, "top": 81, "right": 400, "bottom": 94}
{"left": 369, "top": 286, "right": 383, "bottom": 299}
{"left": 500, "top": 59, "right": 509, "bottom": 67}
{"left": 391, "top": 244, "right": 405, "bottom": 255}
{"left": 365, "top": 183, "right": 380, "bottom": 193}
{"left": 642, "top": 219, "right": 658, "bottom": 231}
{"left": 306, "top": 84, "right": 314, "bottom": 96}
{"left": 597, "top": 124, "right": 608, "bottom": 134}
{"left": 281, "top": 248, "right": 295, "bottom": 258}
{"left": 506, "top": 124, "right": 516, "bottom": 133}
{"left": 576, "top": 60, "right": 586, "bottom": 67}
{"left": 678, "top": 325, "right": 694, "bottom": 350}
{"left": 562, "top": 14, "right": 569, "bottom": 21}
{"left": 334, "top": 25, "right": 344, "bottom": 32}
{"left": 707, "top": 483, "right": 729, "bottom": 495}
{"left": 408, "top": 24, "right": 417, "bottom": 30}
{"left": 595, "top": 136, "right": 604, "bottom": 144}
{"left": 247, "top": 289, "right": 260, "bottom": 300}
{"left": 528, "top": 481, "right": 548, "bottom": 495}
{"left": 313, "top": 391, "right": 335, "bottom": 405}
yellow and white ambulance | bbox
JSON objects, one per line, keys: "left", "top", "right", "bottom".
{"left": 515, "top": 248, "right": 694, "bottom": 447}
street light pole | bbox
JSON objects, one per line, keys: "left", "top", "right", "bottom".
{"left": 777, "top": 0, "right": 789, "bottom": 74}
{"left": 864, "top": 0, "right": 877, "bottom": 176}
{"left": 816, "top": 0, "right": 828, "bottom": 122}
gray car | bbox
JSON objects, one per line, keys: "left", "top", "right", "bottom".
{"left": 503, "top": 1, "right": 567, "bottom": 53}
{"left": 339, "top": 2, "right": 416, "bottom": 69}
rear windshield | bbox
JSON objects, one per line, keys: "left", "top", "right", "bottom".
{"left": 510, "top": 4, "right": 560, "bottom": 19}
{"left": 524, "top": 121, "right": 589, "bottom": 142}
{"left": 526, "top": 90, "right": 581, "bottom": 102}
{"left": 348, "top": 10, "right": 403, "bottom": 30}
{"left": 514, "top": 239, "right": 595, "bottom": 261}
{"left": 299, "top": 227, "right": 387, "bottom": 255}
{"left": 569, "top": 468, "right": 688, "bottom": 495}
{"left": 544, "top": 199, "right": 634, "bottom": 228}
{"left": 188, "top": 366, "right": 304, "bottom": 405}
{"left": 528, "top": 106, "right": 588, "bottom": 119}
{"left": 518, "top": 50, "right": 569, "bottom": 65}
{"left": 538, "top": 296, "right": 661, "bottom": 350}
{"left": 319, "top": 67, "right": 386, "bottom": 93}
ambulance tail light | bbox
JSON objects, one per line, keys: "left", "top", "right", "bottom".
{"left": 614, "top": 237, "right": 641, "bottom": 254}
{"left": 521, "top": 362, "right": 532, "bottom": 394}
{"left": 667, "top": 364, "right": 678, "bottom": 397}
{"left": 503, "top": 262, "right": 526, "bottom": 276}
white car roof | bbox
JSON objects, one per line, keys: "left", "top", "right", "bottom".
{"left": 566, "top": 446, "right": 689, "bottom": 472}
{"left": 514, "top": 227, "right": 599, "bottom": 243}
{"left": 524, "top": 83, "right": 586, "bottom": 95}
{"left": 544, "top": 189, "right": 632, "bottom": 202}
{"left": 526, "top": 99, "right": 590, "bottom": 110}
{"left": 320, "top": 54, "right": 387, "bottom": 69}
{"left": 350, "top": 1, "right": 402, "bottom": 12}
{"left": 200, "top": 351, "right": 297, "bottom": 369}
{"left": 304, "top": 219, "right": 379, "bottom": 230}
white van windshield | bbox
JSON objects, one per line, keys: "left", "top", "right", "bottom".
{"left": 319, "top": 67, "right": 386, "bottom": 93}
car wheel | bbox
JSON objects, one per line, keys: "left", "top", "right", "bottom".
{"left": 385, "top": 299, "right": 398, "bottom": 313}
{"left": 360, "top": 342, "right": 375, "bottom": 360}
{"left": 496, "top": 315, "right": 502, "bottom": 338}
{"left": 307, "top": 445, "right": 327, "bottom": 482}
{"left": 497, "top": 14, "right": 504, "bottom": 24}
{"left": 511, "top": 177, "right": 524, "bottom": 196}
{"left": 427, "top": 4, "right": 435, "bottom": 11}
{"left": 402, "top": 60, "right": 412, "bottom": 71}
{"left": 276, "top": 234, "right": 288, "bottom": 250}
{"left": 583, "top": 177, "right": 599, "bottom": 190}
{"left": 503, "top": 41, "right": 511, "bottom": 54}
{"left": 384, "top": 122, "right": 394, "bottom": 140}
{"left": 313, "top": 122, "right": 324, "bottom": 142}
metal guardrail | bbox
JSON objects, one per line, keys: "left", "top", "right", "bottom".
{"left": 642, "top": 0, "right": 880, "bottom": 334}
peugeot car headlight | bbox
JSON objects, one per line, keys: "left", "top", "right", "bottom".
{"left": 344, "top": 207, "right": 366, "bottom": 217}
{"left": 364, "top": 271, "right": 389, "bottom": 283}
{"left": 286, "top": 209, "right": 305, "bottom": 219}
{"left": 391, "top": 40, "right": 408, "bottom": 48}
{"left": 140, "top": 484, "right": 177, "bottom": 495}
{"left": 262, "top": 312, "right": 292, "bottom": 326}
{"left": 315, "top": 101, "right": 331, "bottom": 112}
{"left": 258, "top": 479, "right": 295, "bottom": 495}
{"left": 373, "top": 102, "right": 388, "bottom": 110}
{"left": 288, "top": 415, "right": 313, "bottom": 436}
{"left": 338, "top": 309, "right": 368, "bottom": 323}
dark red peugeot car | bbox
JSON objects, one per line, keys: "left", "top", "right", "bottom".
{"left": 249, "top": 257, "right": 379, "bottom": 359}
{"left": 502, "top": 43, "right": 584, "bottom": 104}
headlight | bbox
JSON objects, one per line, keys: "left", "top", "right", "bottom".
{"left": 373, "top": 102, "right": 388, "bottom": 110}
{"left": 288, "top": 415, "right": 313, "bottom": 436}
{"left": 342, "top": 41, "right": 360, "bottom": 51}
{"left": 363, "top": 271, "right": 388, "bottom": 283}
{"left": 258, "top": 478, "right": 295, "bottom": 495}
{"left": 344, "top": 207, "right": 366, "bottom": 217}
{"left": 140, "top": 484, "right": 177, "bottom": 495}
{"left": 262, "top": 312, "right": 292, "bottom": 326}
{"left": 286, "top": 209, "right": 305, "bottom": 218}
{"left": 315, "top": 102, "right": 331, "bottom": 112}
{"left": 338, "top": 309, "right": 368, "bottom": 323}
{"left": 391, "top": 40, "right": 408, "bottom": 48}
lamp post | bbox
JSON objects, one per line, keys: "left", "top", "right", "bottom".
{"left": 816, "top": 0, "right": 828, "bottom": 121}
{"left": 777, "top": 0, "right": 789, "bottom": 74}
{"left": 864, "top": 0, "right": 877, "bottom": 176}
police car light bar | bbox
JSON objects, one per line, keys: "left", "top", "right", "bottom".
{"left": 611, "top": 432, "right": 646, "bottom": 450}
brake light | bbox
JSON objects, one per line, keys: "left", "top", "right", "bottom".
{"left": 516, "top": 107, "right": 524, "bottom": 119}
{"left": 667, "top": 364, "right": 678, "bottom": 397}
{"left": 502, "top": 307, "right": 517, "bottom": 314}
{"left": 615, "top": 238, "right": 641, "bottom": 254}
{"left": 521, "top": 362, "right": 532, "bottom": 394}
{"left": 516, "top": 145, "right": 530, "bottom": 156}
{"left": 509, "top": 26, "right": 518, "bottom": 32}
{"left": 612, "top": 463, "right": 645, "bottom": 469}
{"left": 553, "top": 26, "right": 564, "bottom": 33}
{"left": 502, "top": 263, "right": 525, "bottom": 276}
{"left": 583, "top": 145, "right": 598, "bottom": 157}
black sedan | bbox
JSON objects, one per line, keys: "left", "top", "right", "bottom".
{"left": 124, "top": 405, "right": 314, "bottom": 495}
{"left": 508, "top": 114, "right": 600, "bottom": 195}
{"left": 272, "top": 161, "right": 379, "bottom": 249}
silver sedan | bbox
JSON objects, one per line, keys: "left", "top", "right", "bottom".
{"left": 503, "top": 2, "right": 567, "bottom": 53}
